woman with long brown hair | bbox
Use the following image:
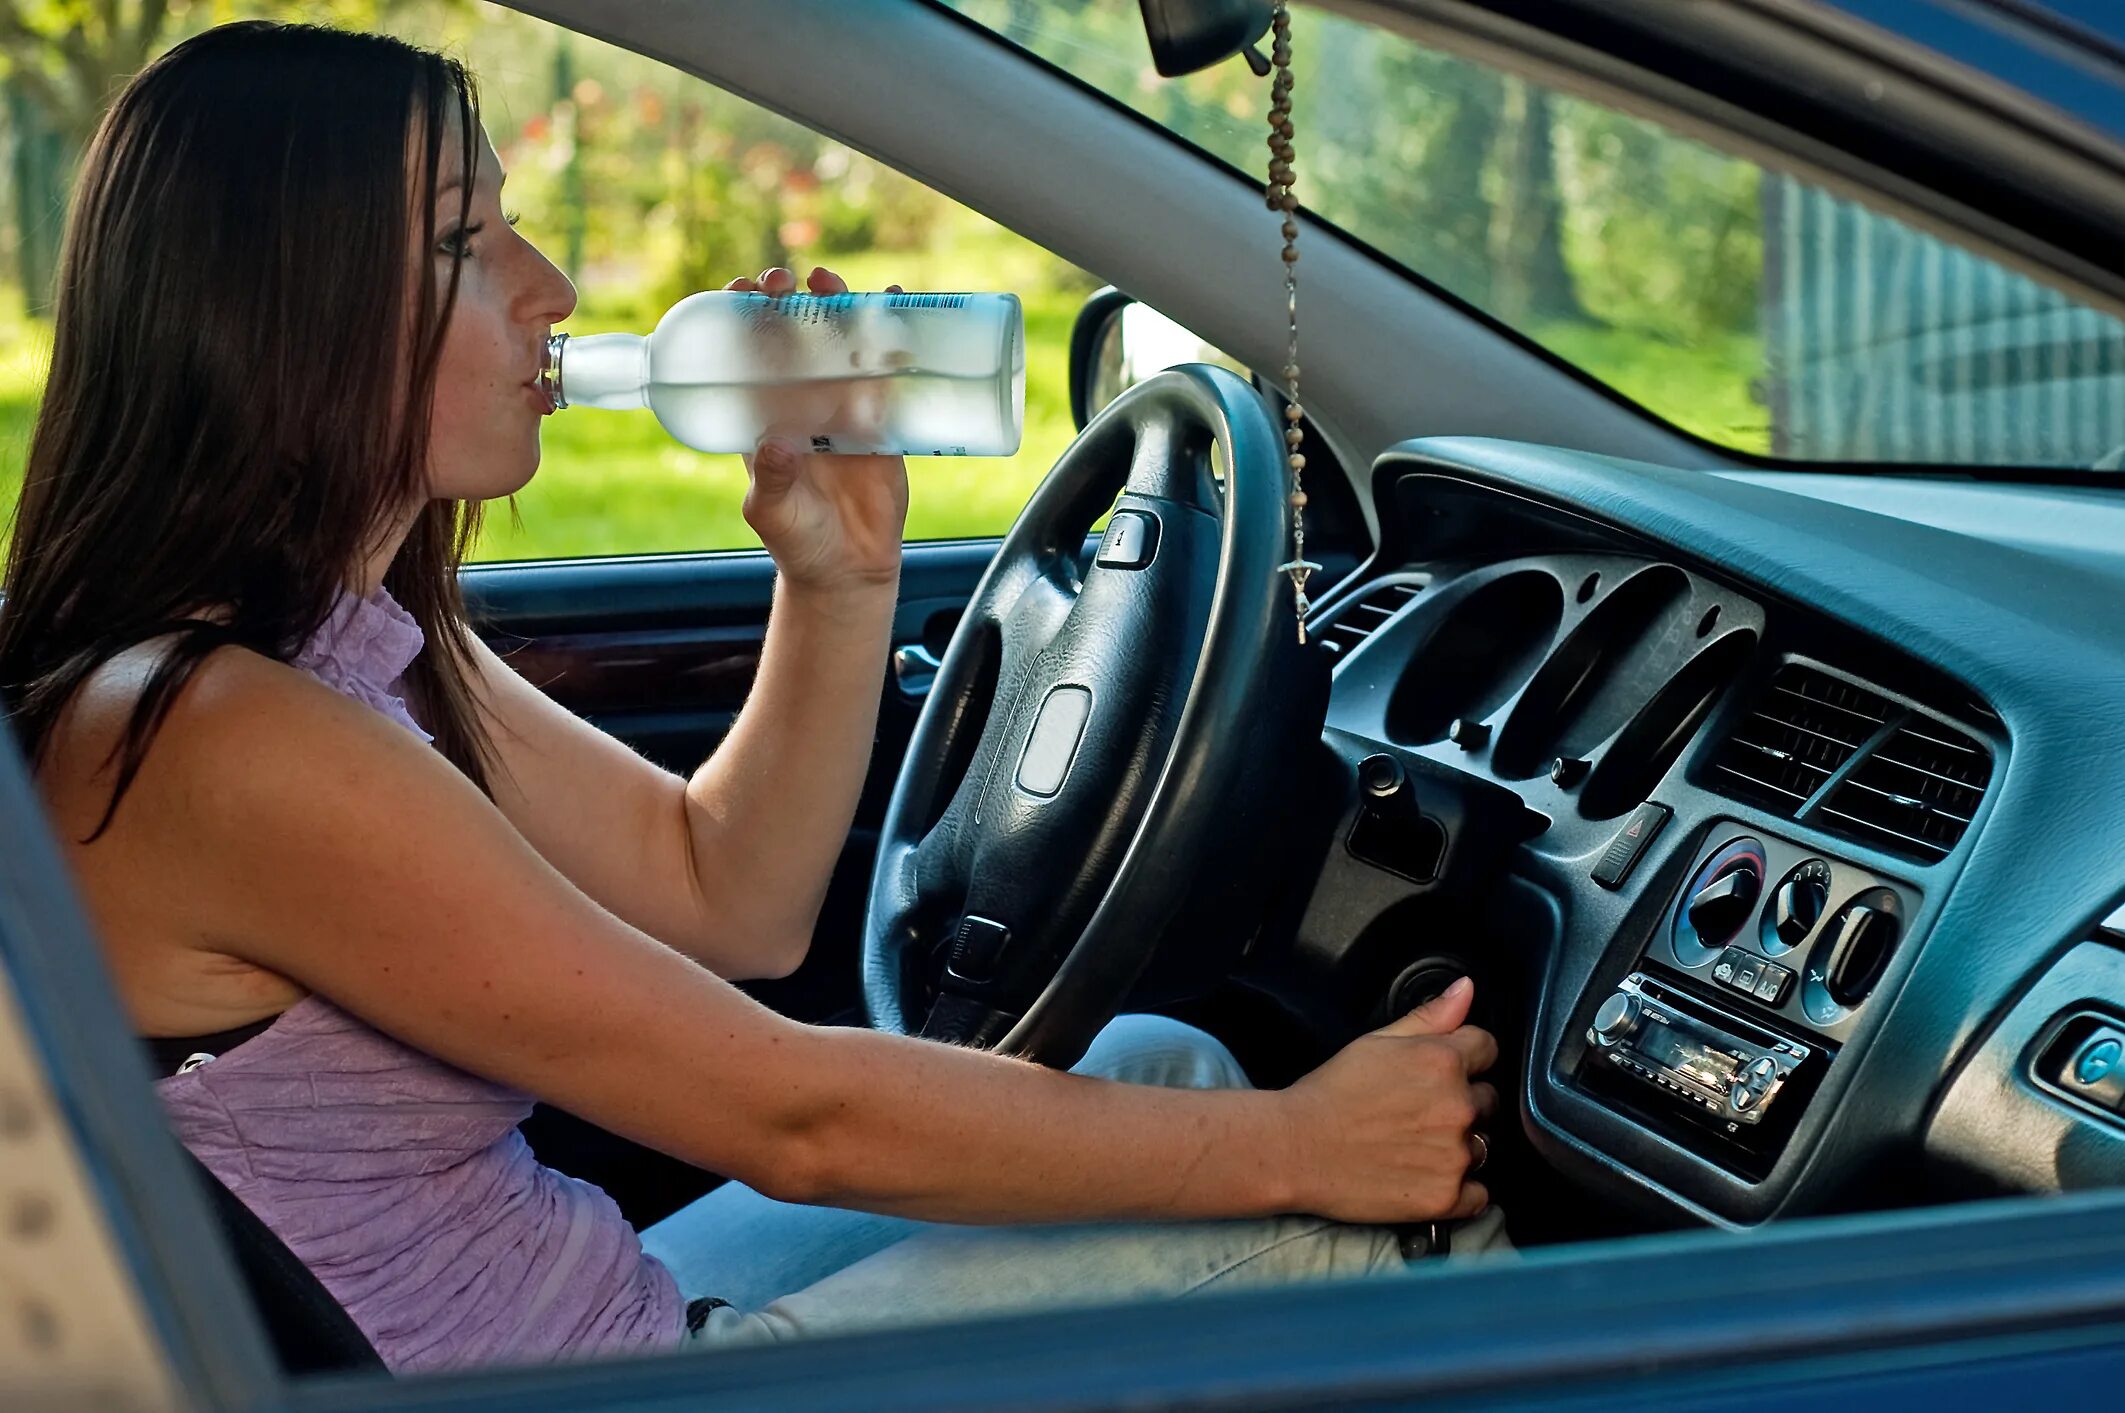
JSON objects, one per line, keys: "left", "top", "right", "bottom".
{"left": 0, "top": 21, "right": 1500, "bottom": 1372}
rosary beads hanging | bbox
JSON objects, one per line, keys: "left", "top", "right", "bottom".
{"left": 1264, "top": 2, "right": 1319, "bottom": 644}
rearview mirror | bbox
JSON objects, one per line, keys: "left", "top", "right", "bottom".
{"left": 1138, "top": 0, "right": 1275, "bottom": 77}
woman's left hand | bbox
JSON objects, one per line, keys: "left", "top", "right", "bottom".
{"left": 728, "top": 265, "right": 910, "bottom": 594}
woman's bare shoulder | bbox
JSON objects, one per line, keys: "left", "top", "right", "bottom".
{"left": 42, "top": 639, "right": 431, "bottom": 1033}
{"left": 43, "top": 637, "right": 383, "bottom": 835}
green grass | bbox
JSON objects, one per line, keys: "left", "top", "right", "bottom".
{"left": 0, "top": 302, "right": 43, "bottom": 544}
{"left": 1536, "top": 324, "right": 1772, "bottom": 456}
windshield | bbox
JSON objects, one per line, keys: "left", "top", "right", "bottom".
{"left": 942, "top": 1, "right": 2125, "bottom": 470}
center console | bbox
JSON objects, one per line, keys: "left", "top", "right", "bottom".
{"left": 1571, "top": 823, "right": 1917, "bottom": 1179}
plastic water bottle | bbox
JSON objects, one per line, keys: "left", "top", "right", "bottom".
{"left": 541, "top": 291, "right": 1024, "bottom": 457}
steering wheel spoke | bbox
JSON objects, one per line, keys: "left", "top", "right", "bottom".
{"left": 909, "top": 801, "right": 972, "bottom": 913}
{"left": 995, "top": 561, "right": 1079, "bottom": 672}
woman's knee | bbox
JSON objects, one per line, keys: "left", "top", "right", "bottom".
{"left": 1071, "top": 1013, "right": 1251, "bottom": 1091}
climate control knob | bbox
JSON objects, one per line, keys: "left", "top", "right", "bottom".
{"left": 1770, "top": 860, "right": 1831, "bottom": 950}
{"left": 1686, "top": 867, "right": 1761, "bottom": 946}
{"left": 1822, "top": 899, "right": 1900, "bottom": 1007}
{"left": 1591, "top": 992, "right": 1643, "bottom": 1046}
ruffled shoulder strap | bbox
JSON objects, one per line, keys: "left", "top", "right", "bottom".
{"left": 290, "top": 588, "right": 432, "bottom": 742}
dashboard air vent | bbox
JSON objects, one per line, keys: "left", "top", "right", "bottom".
{"left": 1709, "top": 663, "right": 1894, "bottom": 815}
{"left": 1320, "top": 580, "right": 1422, "bottom": 656}
{"left": 1819, "top": 718, "right": 1991, "bottom": 863}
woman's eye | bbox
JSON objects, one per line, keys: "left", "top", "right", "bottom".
{"left": 438, "top": 222, "right": 485, "bottom": 259}
{"left": 504, "top": 209, "right": 522, "bottom": 229}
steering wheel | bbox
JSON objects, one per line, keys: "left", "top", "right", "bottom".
{"left": 862, "top": 364, "right": 1312, "bottom": 1067}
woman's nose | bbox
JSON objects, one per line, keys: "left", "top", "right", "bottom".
{"left": 521, "top": 240, "right": 577, "bottom": 326}
{"left": 542, "top": 260, "right": 579, "bottom": 326}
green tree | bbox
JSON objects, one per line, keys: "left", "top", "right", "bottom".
{"left": 1487, "top": 78, "right": 1587, "bottom": 326}
{"left": 0, "top": 0, "right": 464, "bottom": 308}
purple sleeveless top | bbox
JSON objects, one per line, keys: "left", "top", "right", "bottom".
{"left": 155, "top": 588, "right": 685, "bottom": 1371}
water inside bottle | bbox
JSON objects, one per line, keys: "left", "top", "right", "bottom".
{"left": 651, "top": 367, "right": 1021, "bottom": 457}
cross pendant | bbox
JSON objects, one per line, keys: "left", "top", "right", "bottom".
{"left": 1277, "top": 557, "right": 1323, "bottom": 643}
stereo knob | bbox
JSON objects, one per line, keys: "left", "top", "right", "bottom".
{"left": 1592, "top": 992, "right": 1642, "bottom": 1045}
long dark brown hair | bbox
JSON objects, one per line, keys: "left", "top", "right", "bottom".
{"left": 0, "top": 21, "right": 498, "bottom": 835}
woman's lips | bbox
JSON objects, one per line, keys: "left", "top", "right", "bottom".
{"left": 524, "top": 381, "right": 555, "bottom": 415}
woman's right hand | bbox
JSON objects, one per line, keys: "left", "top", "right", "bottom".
{"left": 1278, "top": 977, "right": 1499, "bottom": 1224}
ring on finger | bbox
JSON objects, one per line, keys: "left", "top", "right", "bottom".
{"left": 1469, "top": 1131, "right": 1490, "bottom": 1173}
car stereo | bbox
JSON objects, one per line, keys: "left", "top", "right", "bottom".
{"left": 1583, "top": 972, "right": 1812, "bottom": 1133}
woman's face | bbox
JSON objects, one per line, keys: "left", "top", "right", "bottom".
{"left": 421, "top": 116, "right": 577, "bottom": 503}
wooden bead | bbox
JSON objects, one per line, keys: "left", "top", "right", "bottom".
{"left": 1287, "top": 453, "right": 1306, "bottom": 472}
{"left": 1285, "top": 403, "right": 1303, "bottom": 421}
{"left": 1289, "top": 490, "right": 1309, "bottom": 508}
{"left": 1282, "top": 218, "right": 1299, "bottom": 241}
{"left": 1281, "top": 245, "right": 1299, "bottom": 263}
{"left": 1277, "top": 192, "right": 1298, "bottom": 212}
{"left": 1284, "top": 362, "right": 1300, "bottom": 381}
{"left": 1285, "top": 426, "right": 1304, "bottom": 447}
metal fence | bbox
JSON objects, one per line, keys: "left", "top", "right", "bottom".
{"left": 1763, "top": 173, "right": 2125, "bottom": 467}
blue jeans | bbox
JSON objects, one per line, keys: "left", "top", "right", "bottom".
{"left": 641, "top": 1014, "right": 1510, "bottom": 1348}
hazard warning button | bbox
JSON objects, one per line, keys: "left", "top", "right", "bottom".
{"left": 1591, "top": 802, "right": 1672, "bottom": 890}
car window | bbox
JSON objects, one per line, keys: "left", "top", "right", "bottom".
{"left": 0, "top": 4, "right": 1101, "bottom": 563}
{"left": 941, "top": 0, "right": 2125, "bottom": 470}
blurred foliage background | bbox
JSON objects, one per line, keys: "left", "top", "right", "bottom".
{"left": 0, "top": 0, "right": 1102, "bottom": 560}
{"left": 0, "top": 0, "right": 1774, "bottom": 566}
{"left": 951, "top": 0, "right": 1773, "bottom": 453}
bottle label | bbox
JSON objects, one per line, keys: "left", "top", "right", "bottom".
{"left": 756, "top": 293, "right": 854, "bottom": 327}
{"left": 885, "top": 293, "right": 969, "bottom": 309}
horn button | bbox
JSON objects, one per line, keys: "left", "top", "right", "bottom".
{"left": 1017, "top": 685, "right": 1093, "bottom": 797}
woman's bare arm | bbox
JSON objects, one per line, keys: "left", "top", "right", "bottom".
{"left": 468, "top": 576, "right": 893, "bottom": 982}
{"left": 76, "top": 651, "right": 1490, "bottom": 1228}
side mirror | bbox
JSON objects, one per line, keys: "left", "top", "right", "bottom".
{"left": 1068, "top": 289, "right": 1255, "bottom": 430}
{"left": 1067, "top": 287, "right": 1138, "bottom": 431}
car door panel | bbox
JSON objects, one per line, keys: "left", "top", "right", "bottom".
{"left": 464, "top": 538, "right": 996, "bottom": 781}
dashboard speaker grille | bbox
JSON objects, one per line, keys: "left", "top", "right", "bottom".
{"left": 1709, "top": 663, "right": 1893, "bottom": 814}
{"left": 1819, "top": 719, "right": 1991, "bottom": 862}
{"left": 1319, "top": 581, "right": 1422, "bottom": 656}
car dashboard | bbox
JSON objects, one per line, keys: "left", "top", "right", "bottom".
{"left": 1291, "top": 435, "right": 2125, "bottom": 1228}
